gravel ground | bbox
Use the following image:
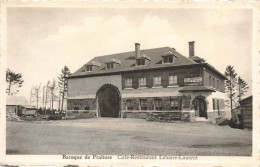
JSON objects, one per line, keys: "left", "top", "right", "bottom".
{"left": 6, "top": 118, "right": 252, "bottom": 156}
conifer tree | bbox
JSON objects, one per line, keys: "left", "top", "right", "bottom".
{"left": 224, "top": 65, "right": 237, "bottom": 111}
{"left": 58, "top": 66, "right": 71, "bottom": 111}
{"left": 6, "top": 69, "right": 24, "bottom": 95}
{"left": 237, "top": 76, "right": 249, "bottom": 101}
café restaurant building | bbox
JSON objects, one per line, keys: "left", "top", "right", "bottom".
{"left": 67, "top": 41, "right": 228, "bottom": 123}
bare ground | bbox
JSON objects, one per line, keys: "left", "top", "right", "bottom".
{"left": 6, "top": 118, "right": 252, "bottom": 156}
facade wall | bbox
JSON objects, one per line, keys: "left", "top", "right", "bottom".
{"left": 122, "top": 66, "right": 203, "bottom": 89}
{"left": 203, "top": 69, "right": 225, "bottom": 92}
{"left": 67, "top": 74, "right": 122, "bottom": 99}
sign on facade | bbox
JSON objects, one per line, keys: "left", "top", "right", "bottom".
{"left": 184, "top": 77, "right": 202, "bottom": 86}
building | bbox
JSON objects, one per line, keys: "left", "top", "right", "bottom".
{"left": 239, "top": 96, "right": 253, "bottom": 129}
{"left": 67, "top": 41, "right": 228, "bottom": 122}
{"left": 6, "top": 96, "right": 37, "bottom": 116}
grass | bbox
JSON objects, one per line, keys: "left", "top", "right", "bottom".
{"left": 6, "top": 118, "right": 252, "bottom": 156}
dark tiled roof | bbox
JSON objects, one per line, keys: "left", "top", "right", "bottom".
{"left": 178, "top": 85, "right": 216, "bottom": 92}
{"left": 69, "top": 46, "right": 226, "bottom": 80}
{"left": 70, "top": 47, "right": 197, "bottom": 78}
{"left": 239, "top": 95, "right": 252, "bottom": 103}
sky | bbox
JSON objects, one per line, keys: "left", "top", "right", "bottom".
{"left": 6, "top": 7, "right": 252, "bottom": 104}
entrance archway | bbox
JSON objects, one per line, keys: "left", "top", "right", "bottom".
{"left": 96, "top": 84, "right": 121, "bottom": 118}
{"left": 192, "top": 96, "right": 208, "bottom": 119}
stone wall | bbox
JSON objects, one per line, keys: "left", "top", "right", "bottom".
{"left": 67, "top": 98, "right": 96, "bottom": 110}
{"left": 66, "top": 110, "right": 96, "bottom": 119}
{"left": 123, "top": 112, "right": 148, "bottom": 119}
{"left": 123, "top": 111, "right": 194, "bottom": 122}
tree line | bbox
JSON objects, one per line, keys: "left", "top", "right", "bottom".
{"left": 6, "top": 66, "right": 71, "bottom": 113}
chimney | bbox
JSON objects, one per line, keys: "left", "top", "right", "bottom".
{"left": 135, "top": 43, "right": 140, "bottom": 58}
{"left": 188, "top": 41, "right": 195, "bottom": 57}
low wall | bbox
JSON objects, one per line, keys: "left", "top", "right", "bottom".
{"left": 122, "top": 111, "right": 195, "bottom": 122}
{"left": 66, "top": 110, "right": 96, "bottom": 119}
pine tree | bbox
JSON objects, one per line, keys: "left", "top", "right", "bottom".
{"left": 6, "top": 69, "right": 24, "bottom": 95}
{"left": 58, "top": 66, "right": 71, "bottom": 111}
{"left": 224, "top": 65, "right": 237, "bottom": 111}
{"left": 237, "top": 76, "right": 249, "bottom": 101}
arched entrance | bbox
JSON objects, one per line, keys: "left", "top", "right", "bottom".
{"left": 192, "top": 96, "right": 208, "bottom": 119}
{"left": 96, "top": 84, "right": 121, "bottom": 118}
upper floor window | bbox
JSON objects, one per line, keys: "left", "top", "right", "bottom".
{"left": 126, "top": 100, "right": 133, "bottom": 110}
{"left": 86, "top": 66, "right": 92, "bottom": 72}
{"left": 170, "top": 99, "right": 181, "bottom": 110}
{"left": 163, "top": 56, "right": 173, "bottom": 63}
{"left": 153, "top": 76, "right": 161, "bottom": 87}
{"left": 137, "top": 59, "right": 145, "bottom": 66}
{"left": 213, "top": 77, "right": 215, "bottom": 88}
{"left": 140, "top": 99, "right": 147, "bottom": 110}
{"left": 106, "top": 63, "right": 114, "bottom": 69}
{"left": 125, "top": 78, "right": 133, "bottom": 88}
{"left": 154, "top": 98, "right": 163, "bottom": 110}
{"left": 139, "top": 78, "right": 146, "bottom": 87}
{"left": 84, "top": 106, "right": 90, "bottom": 110}
{"left": 73, "top": 106, "right": 79, "bottom": 110}
{"left": 169, "top": 75, "right": 178, "bottom": 86}
{"left": 217, "top": 80, "right": 219, "bottom": 89}
{"left": 209, "top": 76, "right": 212, "bottom": 87}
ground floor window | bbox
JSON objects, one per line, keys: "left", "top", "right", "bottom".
{"left": 140, "top": 99, "right": 147, "bottom": 110}
{"left": 126, "top": 100, "right": 133, "bottom": 110}
{"left": 170, "top": 98, "right": 181, "bottom": 110}
{"left": 154, "top": 98, "right": 163, "bottom": 110}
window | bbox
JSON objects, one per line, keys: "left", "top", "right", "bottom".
{"left": 213, "top": 78, "right": 215, "bottom": 88}
{"left": 73, "top": 106, "right": 79, "bottom": 110}
{"left": 213, "top": 99, "right": 215, "bottom": 110}
{"left": 137, "top": 59, "right": 145, "bottom": 66}
{"left": 139, "top": 78, "right": 146, "bottom": 87}
{"left": 163, "top": 56, "right": 173, "bottom": 63}
{"left": 169, "top": 75, "right": 178, "bottom": 86}
{"left": 209, "top": 76, "right": 212, "bottom": 87}
{"left": 153, "top": 76, "right": 161, "bottom": 87}
{"left": 106, "top": 63, "right": 114, "bottom": 69}
{"left": 170, "top": 99, "right": 181, "bottom": 110}
{"left": 84, "top": 106, "right": 90, "bottom": 110}
{"left": 126, "top": 100, "right": 133, "bottom": 110}
{"left": 217, "top": 80, "right": 219, "bottom": 89}
{"left": 125, "top": 78, "right": 132, "bottom": 88}
{"left": 86, "top": 66, "right": 92, "bottom": 72}
{"left": 140, "top": 99, "right": 147, "bottom": 110}
{"left": 154, "top": 99, "right": 163, "bottom": 110}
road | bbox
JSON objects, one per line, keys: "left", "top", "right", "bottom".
{"left": 6, "top": 118, "right": 252, "bottom": 156}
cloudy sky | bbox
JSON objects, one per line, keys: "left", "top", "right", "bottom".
{"left": 7, "top": 7, "right": 252, "bottom": 102}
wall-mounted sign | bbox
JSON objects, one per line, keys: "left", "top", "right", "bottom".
{"left": 184, "top": 77, "right": 202, "bottom": 86}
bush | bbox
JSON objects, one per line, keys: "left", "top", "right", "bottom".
{"left": 228, "top": 115, "right": 244, "bottom": 129}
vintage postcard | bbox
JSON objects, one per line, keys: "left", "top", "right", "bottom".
{"left": 0, "top": 1, "right": 259, "bottom": 167}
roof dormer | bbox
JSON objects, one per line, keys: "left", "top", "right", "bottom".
{"left": 84, "top": 61, "right": 101, "bottom": 72}
{"left": 136, "top": 54, "right": 151, "bottom": 66}
{"left": 105, "top": 58, "right": 121, "bottom": 69}
{"left": 134, "top": 43, "right": 151, "bottom": 67}
{"left": 161, "top": 51, "right": 178, "bottom": 64}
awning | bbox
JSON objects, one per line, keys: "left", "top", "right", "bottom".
{"left": 178, "top": 85, "right": 216, "bottom": 92}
